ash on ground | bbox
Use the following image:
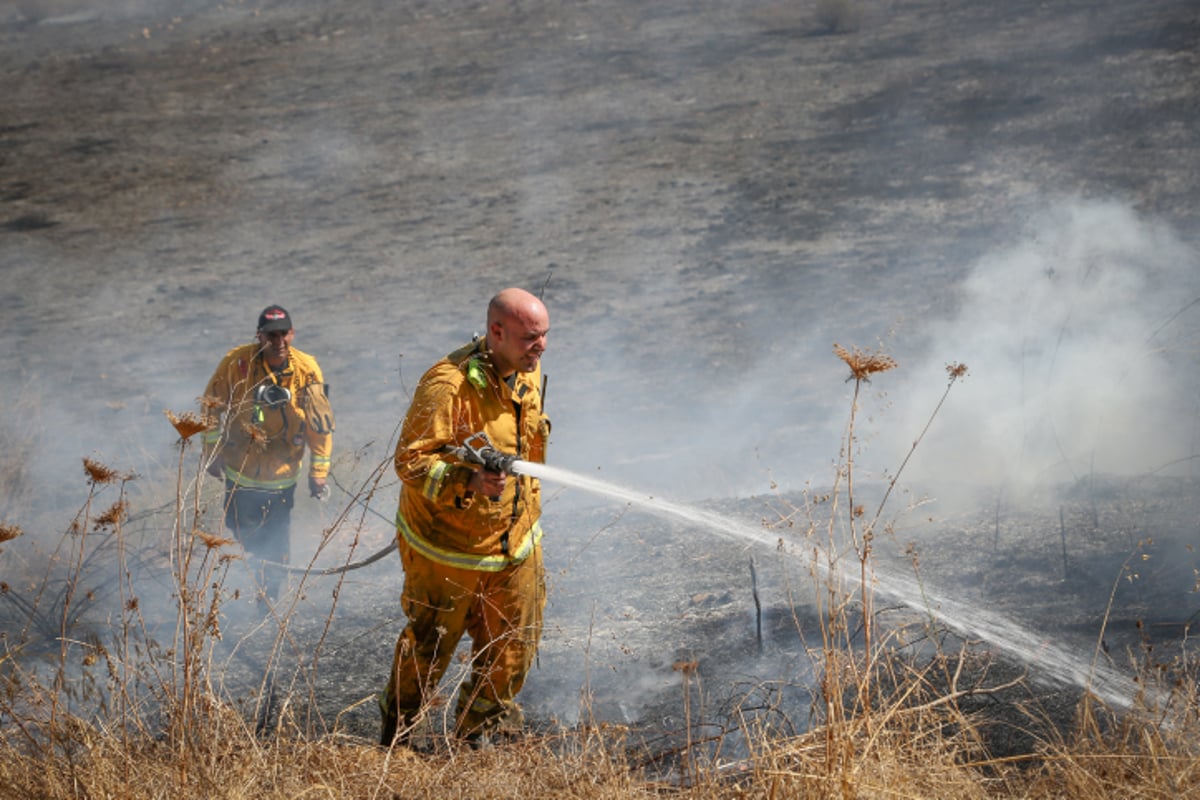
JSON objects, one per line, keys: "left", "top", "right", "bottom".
{"left": 197, "top": 473, "right": 1199, "bottom": 760}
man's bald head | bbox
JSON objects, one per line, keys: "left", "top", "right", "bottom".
{"left": 486, "top": 288, "right": 550, "bottom": 377}
{"left": 488, "top": 288, "right": 545, "bottom": 325}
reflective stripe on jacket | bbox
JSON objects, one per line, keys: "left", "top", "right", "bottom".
{"left": 394, "top": 337, "right": 550, "bottom": 565}
{"left": 396, "top": 510, "right": 544, "bottom": 571}
{"left": 202, "top": 343, "right": 333, "bottom": 489}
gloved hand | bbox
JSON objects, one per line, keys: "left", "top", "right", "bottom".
{"left": 309, "top": 475, "right": 330, "bottom": 501}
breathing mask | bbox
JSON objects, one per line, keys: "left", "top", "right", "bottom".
{"left": 252, "top": 383, "right": 291, "bottom": 424}
{"left": 254, "top": 384, "right": 292, "bottom": 408}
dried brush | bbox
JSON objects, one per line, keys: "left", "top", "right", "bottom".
{"left": 834, "top": 343, "right": 897, "bottom": 381}
{"left": 164, "top": 409, "right": 215, "bottom": 441}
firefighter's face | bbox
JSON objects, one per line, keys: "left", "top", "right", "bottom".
{"left": 490, "top": 304, "right": 549, "bottom": 377}
{"left": 256, "top": 328, "right": 294, "bottom": 367}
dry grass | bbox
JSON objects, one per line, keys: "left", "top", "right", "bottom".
{"left": 0, "top": 725, "right": 655, "bottom": 799}
{"left": 1, "top": 366, "right": 1198, "bottom": 799}
{"left": 4, "top": 673, "right": 1192, "bottom": 799}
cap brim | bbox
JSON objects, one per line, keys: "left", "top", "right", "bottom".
{"left": 258, "top": 322, "right": 292, "bottom": 332}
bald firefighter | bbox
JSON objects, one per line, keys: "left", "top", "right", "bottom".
{"left": 201, "top": 304, "right": 334, "bottom": 600}
{"left": 381, "top": 287, "right": 551, "bottom": 749}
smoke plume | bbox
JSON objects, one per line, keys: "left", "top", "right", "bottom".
{"left": 869, "top": 197, "right": 1200, "bottom": 510}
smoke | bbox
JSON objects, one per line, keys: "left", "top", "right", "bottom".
{"left": 866, "top": 197, "right": 1200, "bottom": 509}
{"left": 542, "top": 248, "right": 850, "bottom": 505}
{"left": 539, "top": 196, "right": 1200, "bottom": 521}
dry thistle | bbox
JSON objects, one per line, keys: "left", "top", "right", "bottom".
{"left": 0, "top": 523, "right": 22, "bottom": 543}
{"left": 206, "top": 608, "right": 222, "bottom": 640}
{"left": 240, "top": 421, "right": 268, "bottom": 450}
{"left": 946, "top": 361, "right": 969, "bottom": 379}
{"left": 833, "top": 343, "right": 897, "bottom": 381}
{"left": 193, "top": 528, "right": 234, "bottom": 550}
{"left": 82, "top": 457, "right": 119, "bottom": 485}
{"left": 198, "top": 394, "right": 227, "bottom": 413}
{"left": 95, "top": 499, "right": 127, "bottom": 529}
{"left": 164, "top": 409, "right": 214, "bottom": 441}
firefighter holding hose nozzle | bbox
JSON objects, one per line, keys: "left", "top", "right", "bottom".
{"left": 381, "top": 287, "right": 551, "bottom": 750}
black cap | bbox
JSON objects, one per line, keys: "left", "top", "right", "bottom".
{"left": 257, "top": 304, "right": 293, "bottom": 333}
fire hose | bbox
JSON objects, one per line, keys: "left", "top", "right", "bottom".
{"left": 267, "top": 433, "right": 517, "bottom": 576}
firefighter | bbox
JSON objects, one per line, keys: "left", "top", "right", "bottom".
{"left": 381, "top": 287, "right": 551, "bottom": 749}
{"left": 201, "top": 305, "right": 334, "bottom": 600}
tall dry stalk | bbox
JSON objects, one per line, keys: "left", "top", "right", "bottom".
{"left": 47, "top": 459, "right": 130, "bottom": 760}
{"left": 811, "top": 346, "right": 966, "bottom": 790}
{"left": 164, "top": 409, "right": 231, "bottom": 785}
{"left": 830, "top": 344, "right": 897, "bottom": 737}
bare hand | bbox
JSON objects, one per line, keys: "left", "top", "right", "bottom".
{"left": 467, "top": 469, "right": 507, "bottom": 498}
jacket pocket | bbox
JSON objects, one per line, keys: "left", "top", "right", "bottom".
{"left": 302, "top": 382, "right": 335, "bottom": 434}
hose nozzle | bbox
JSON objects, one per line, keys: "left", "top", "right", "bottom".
{"left": 460, "top": 432, "right": 517, "bottom": 474}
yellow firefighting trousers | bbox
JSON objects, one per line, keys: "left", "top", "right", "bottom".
{"left": 381, "top": 536, "right": 545, "bottom": 737}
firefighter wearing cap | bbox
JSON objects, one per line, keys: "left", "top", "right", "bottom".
{"left": 201, "top": 304, "right": 335, "bottom": 599}
{"left": 380, "top": 288, "right": 551, "bottom": 748}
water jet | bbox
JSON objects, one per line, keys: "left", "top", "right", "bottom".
{"left": 515, "top": 459, "right": 1157, "bottom": 713}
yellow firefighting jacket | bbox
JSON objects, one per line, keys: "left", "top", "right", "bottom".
{"left": 394, "top": 337, "right": 549, "bottom": 571}
{"left": 201, "top": 343, "right": 333, "bottom": 490}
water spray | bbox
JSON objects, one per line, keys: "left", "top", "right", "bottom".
{"left": 513, "top": 461, "right": 1163, "bottom": 715}
{"left": 279, "top": 438, "right": 1160, "bottom": 717}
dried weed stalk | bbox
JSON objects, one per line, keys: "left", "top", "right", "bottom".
{"left": 240, "top": 421, "right": 269, "bottom": 450}
{"left": 833, "top": 342, "right": 897, "bottom": 381}
{"left": 82, "top": 458, "right": 120, "bottom": 485}
{"left": 93, "top": 500, "right": 127, "bottom": 529}
{"left": 193, "top": 528, "right": 234, "bottom": 550}
{"left": 164, "top": 409, "right": 214, "bottom": 441}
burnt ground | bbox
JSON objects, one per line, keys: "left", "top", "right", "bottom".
{"left": 2, "top": 0, "right": 1200, "bottom": 759}
{"left": 194, "top": 473, "right": 1200, "bottom": 760}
